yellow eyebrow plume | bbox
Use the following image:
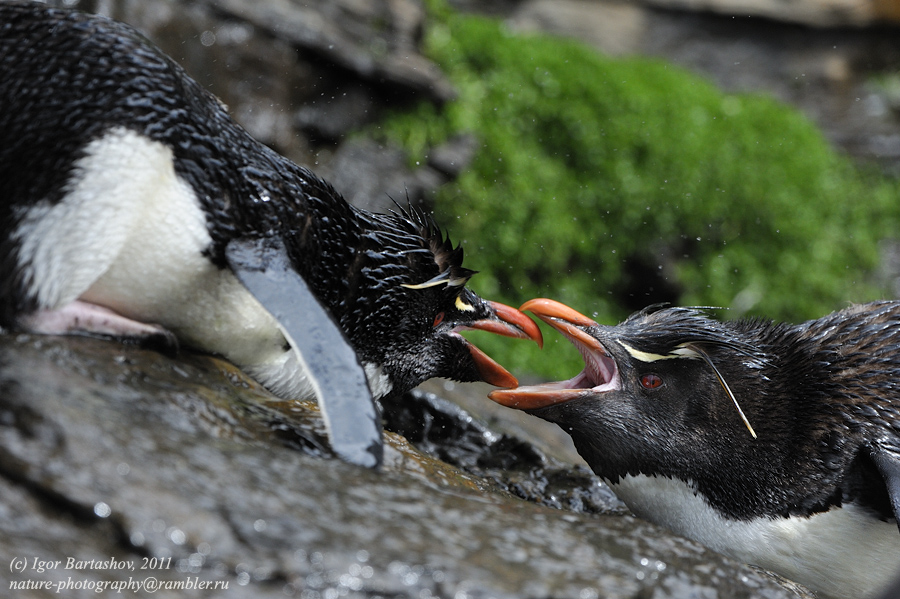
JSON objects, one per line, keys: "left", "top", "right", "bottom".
{"left": 401, "top": 271, "right": 450, "bottom": 290}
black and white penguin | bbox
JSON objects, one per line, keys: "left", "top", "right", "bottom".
{"left": 0, "top": 2, "right": 542, "bottom": 467}
{"left": 490, "top": 298, "right": 900, "bottom": 598}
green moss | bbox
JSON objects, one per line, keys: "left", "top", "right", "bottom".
{"left": 376, "top": 4, "right": 900, "bottom": 378}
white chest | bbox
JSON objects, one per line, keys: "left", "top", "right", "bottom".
{"left": 610, "top": 474, "right": 900, "bottom": 599}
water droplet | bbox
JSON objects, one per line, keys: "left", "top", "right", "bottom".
{"left": 93, "top": 502, "right": 111, "bottom": 518}
{"left": 167, "top": 527, "right": 186, "bottom": 545}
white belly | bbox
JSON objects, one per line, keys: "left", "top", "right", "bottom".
{"left": 14, "top": 127, "right": 312, "bottom": 398}
{"left": 611, "top": 474, "right": 900, "bottom": 599}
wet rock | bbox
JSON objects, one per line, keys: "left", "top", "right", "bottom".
{"left": 419, "top": 378, "right": 590, "bottom": 467}
{"left": 317, "top": 137, "right": 444, "bottom": 213}
{"left": 643, "top": 0, "right": 900, "bottom": 27}
{"left": 509, "top": 0, "right": 648, "bottom": 56}
{"left": 382, "top": 387, "right": 625, "bottom": 515}
{"left": 426, "top": 133, "right": 479, "bottom": 178}
{"left": 294, "top": 81, "right": 380, "bottom": 144}
{"left": 199, "top": 0, "right": 455, "bottom": 102}
{"left": 315, "top": 134, "right": 478, "bottom": 214}
{"left": 0, "top": 334, "right": 815, "bottom": 598}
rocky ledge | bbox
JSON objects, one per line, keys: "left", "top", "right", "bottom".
{"left": 0, "top": 334, "right": 814, "bottom": 598}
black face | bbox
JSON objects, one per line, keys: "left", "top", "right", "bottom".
{"left": 517, "top": 306, "right": 767, "bottom": 479}
{"left": 326, "top": 209, "right": 540, "bottom": 398}
{"left": 530, "top": 336, "right": 757, "bottom": 482}
{"left": 374, "top": 284, "right": 506, "bottom": 393}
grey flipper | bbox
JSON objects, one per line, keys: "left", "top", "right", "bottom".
{"left": 871, "top": 445, "right": 900, "bottom": 533}
{"left": 225, "top": 237, "right": 383, "bottom": 469}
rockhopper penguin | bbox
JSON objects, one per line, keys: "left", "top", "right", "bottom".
{"left": 0, "top": 2, "right": 542, "bottom": 468}
{"left": 490, "top": 298, "right": 900, "bottom": 598}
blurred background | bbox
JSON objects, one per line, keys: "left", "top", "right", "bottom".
{"left": 43, "top": 0, "right": 900, "bottom": 378}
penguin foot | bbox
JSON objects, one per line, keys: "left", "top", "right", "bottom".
{"left": 18, "top": 301, "right": 179, "bottom": 355}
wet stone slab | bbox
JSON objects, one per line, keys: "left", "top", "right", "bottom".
{"left": 0, "top": 334, "right": 813, "bottom": 598}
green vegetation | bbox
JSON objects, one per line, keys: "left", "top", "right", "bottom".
{"left": 375, "top": 3, "right": 900, "bottom": 377}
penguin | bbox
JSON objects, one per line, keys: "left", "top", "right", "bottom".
{"left": 0, "top": 2, "right": 542, "bottom": 468}
{"left": 489, "top": 298, "right": 900, "bottom": 599}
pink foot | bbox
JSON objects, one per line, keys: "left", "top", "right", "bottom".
{"left": 18, "top": 301, "right": 178, "bottom": 352}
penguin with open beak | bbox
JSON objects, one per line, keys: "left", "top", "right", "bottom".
{"left": 490, "top": 298, "right": 900, "bottom": 599}
{"left": 0, "top": 2, "right": 542, "bottom": 468}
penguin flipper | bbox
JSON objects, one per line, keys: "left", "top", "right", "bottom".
{"left": 225, "top": 236, "right": 383, "bottom": 469}
{"left": 871, "top": 445, "right": 900, "bottom": 533}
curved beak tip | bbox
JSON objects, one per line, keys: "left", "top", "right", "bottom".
{"left": 487, "top": 389, "right": 519, "bottom": 407}
{"left": 494, "top": 373, "right": 519, "bottom": 389}
{"left": 533, "top": 329, "right": 544, "bottom": 349}
{"left": 482, "top": 301, "right": 544, "bottom": 347}
{"left": 519, "top": 298, "right": 597, "bottom": 329}
{"left": 487, "top": 388, "right": 549, "bottom": 410}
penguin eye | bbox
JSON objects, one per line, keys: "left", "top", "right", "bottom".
{"left": 640, "top": 373, "right": 663, "bottom": 390}
{"left": 433, "top": 312, "right": 445, "bottom": 327}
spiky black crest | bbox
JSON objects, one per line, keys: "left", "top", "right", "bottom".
{"left": 377, "top": 204, "right": 476, "bottom": 288}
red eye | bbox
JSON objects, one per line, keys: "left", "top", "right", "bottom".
{"left": 433, "top": 312, "right": 445, "bottom": 327}
{"left": 641, "top": 373, "right": 663, "bottom": 389}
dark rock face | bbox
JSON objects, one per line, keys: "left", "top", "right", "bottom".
{"left": 0, "top": 334, "right": 814, "bottom": 598}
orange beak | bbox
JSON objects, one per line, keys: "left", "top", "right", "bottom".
{"left": 464, "top": 300, "right": 543, "bottom": 388}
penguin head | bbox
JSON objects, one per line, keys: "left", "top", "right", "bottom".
{"left": 488, "top": 298, "right": 772, "bottom": 484}
{"left": 334, "top": 208, "right": 542, "bottom": 398}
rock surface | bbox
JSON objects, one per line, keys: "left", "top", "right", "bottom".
{"left": 0, "top": 334, "right": 815, "bottom": 598}
{"left": 643, "top": 0, "right": 900, "bottom": 27}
